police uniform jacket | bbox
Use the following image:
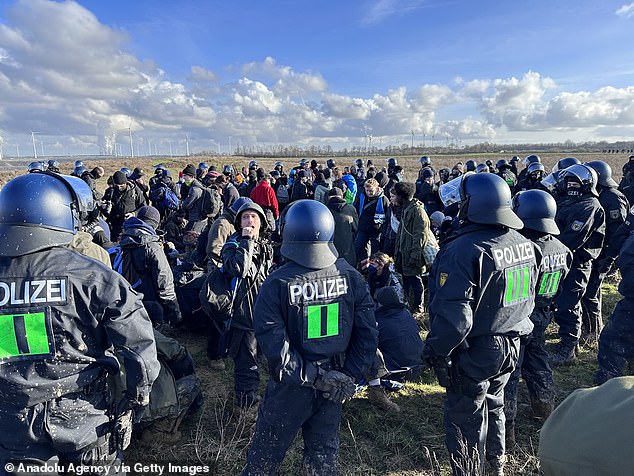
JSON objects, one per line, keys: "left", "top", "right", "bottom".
{"left": 221, "top": 232, "right": 273, "bottom": 330}
{"left": 555, "top": 194, "right": 605, "bottom": 263}
{"left": 0, "top": 247, "right": 160, "bottom": 409}
{"left": 426, "top": 223, "right": 537, "bottom": 358}
{"left": 598, "top": 186, "right": 629, "bottom": 259}
{"left": 120, "top": 218, "right": 182, "bottom": 323}
{"left": 253, "top": 258, "right": 378, "bottom": 387}
{"left": 615, "top": 233, "right": 634, "bottom": 298}
{"left": 522, "top": 230, "right": 572, "bottom": 310}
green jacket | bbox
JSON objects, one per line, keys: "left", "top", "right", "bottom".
{"left": 394, "top": 198, "right": 430, "bottom": 277}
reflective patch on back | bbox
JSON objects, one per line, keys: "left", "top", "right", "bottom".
{"left": 0, "top": 309, "right": 55, "bottom": 362}
{"left": 306, "top": 303, "right": 340, "bottom": 340}
{"left": 503, "top": 265, "right": 532, "bottom": 306}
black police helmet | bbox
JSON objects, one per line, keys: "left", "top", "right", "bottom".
{"left": 281, "top": 200, "right": 338, "bottom": 269}
{"left": 326, "top": 159, "right": 336, "bottom": 168}
{"left": 0, "top": 173, "right": 87, "bottom": 256}
{"left": 387, "top": 157, "right": 397, "bottom": 167}
{"left": 527, "top": 162, "right": 545, "bottom": 175}
{"left": 496, "top": 159, "right": 509, "bottom": 170}
{"left": 553, "top": 157, "right": 580, "bottom": 173}
{"left": 556, "top": 163, "right": 598, "bottom": 197}
{"left": 475, "top": 163, "right": 490, "bottom": 173}
{"left": 28, "top": 161, "right": 44, "bottom": 173}
{"left": 249, "top": 160, "right": 258, "bottom": 168}
{"left": 234, "top": 201, "right": 267, "bottom": 233}
{"left": 585, "top": 160, "right": 618, "bottom": 188}
{"left": 523, "top": 154, "right": 541, "bottom": 166}
{"left": 465, "top": 159, "right": 477, "bottom": 172}
{"left": 419, "top": 156, "right": 432, "bottom": 167}
{"left": 354, "top": 159, "right": 363, "bottom": 168}
{"left": 512, "top": 190, "right": 560, "bottom": 235}
{"left": 458, "top": 173, "right": 523, "bottom": 229}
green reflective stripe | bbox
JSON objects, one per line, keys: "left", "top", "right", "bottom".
{"left": 504, "top": 266, "right": 531, "bottom": 305}
{"left": 0, "top": 314, "right": 20, "bottom": 359}
{"left": 0, "top": 312, "right": 51, "bottom": 359}
{"left": 538, "top": 270, "right": 562, "bottom": 296}
{"left": 307, "top": 303, "right": 339, "bottom": 339}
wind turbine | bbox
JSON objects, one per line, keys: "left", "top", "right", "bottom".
{"left": 185, "top": 134, "right": 190, "bottom": 157}
{"left": 411, "top": 129, "right": 415, "bottom": 150}
{"left": 128, "top": 125, "right": 134, "bottom": 159}
{"left": 31, "top": 131, "right": 39, "bottom": 159}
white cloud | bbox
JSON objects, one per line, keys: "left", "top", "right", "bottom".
{"left": 616, "top": 3, "right": 634, "bottom": 18}
{"left": 360, "top": 0, "right": 426, "bottom": 27}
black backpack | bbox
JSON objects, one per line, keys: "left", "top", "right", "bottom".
{"left": 200, "top": 186, "right": 223, "bottom": 220}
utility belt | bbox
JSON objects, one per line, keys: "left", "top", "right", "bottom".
{"left": 313, "top": 353, "right": 346, "bottom": 373}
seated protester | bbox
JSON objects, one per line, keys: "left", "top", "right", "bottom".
{"left": 375, "top": 287, "right": 425, "bottom": 377}
{"left": 120, "top": 206, "right": 182, "bottom": 326}
{"left": 367, "top": 252, "right": 405, "bottom": 304}
{"left": 163, "top": 209, "right": 188, "bottom": 254}
{"left": 221, "top": 202, "right": 273, "bottom": 409}
{"left": 135, "top": 329, "right": 203, "bottom": 443}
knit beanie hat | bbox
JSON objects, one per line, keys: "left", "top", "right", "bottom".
{"left": 376, "top": 286, "right": 405, "bottom": 309}
{"left": 137, "top": 205, "right": 161, "bottom": 230}
{"left": 113, "top": 170, "right": 127, "bottom": 185}
{"left": 182, "top": 164, "right": 196, "bottom": 176}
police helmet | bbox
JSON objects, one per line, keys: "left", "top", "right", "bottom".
{"left": 326, "top": 159, "right": 336, "bottom": 169}
{"left": 510, "top": 156, "right": 520, "bottom": 164}
{"left": 465, "top": 159, "right": 477, "bottom": 172}
{"left": 419, "top": 156, "right": 432, "bottom": 167}
{"left": 274, "top": 161, "right": 284, "bottom": 170}
{"left": 120, "top": 167, "right": 132, "bottom": 178}
{"left": 439, "top": 173, "right": 471, "bottom": 207}
{"left": 47, "top": 159, "right": 60, "bottom": 171}
{"left": 354, "top": 159, "right": 363, "bottom": 168}
{"left": 438, "top": 168, "right": 451, "bottom": 183}
{"left": 281, "top": 200, "right": 338, "bottom": 269}
{"left": 556, "top": 163, "right": 598, "bottom": 197}
{"left": 198, "top": 162, "right": 209, "bottom": 170}
{"left": 553, "top": 157, "right": 580, "bottom": 173}
{"left": 28, "top": 161, "right": 44, "bottom": 173}
{"left": 523, "top": 154, "right": 541, "bottom": 166}
{"left": 496, "top": 159, "right": 510, "bottom": 170}
{"left": 0, "top": 173, "right": 90, "bottom": 256}
{"left": 585, "top": 160, "right": 618, "bottom": 188}
{"left": 475, "top": 163, "right": 490, "bottom": 173}
{"left": 249, "top": 160, "right": 258, "bottom": 168}
{"left": 528, "top": 162, "right": 545, "bottom": 175}
{"left": 222, "top": 164, "right": 233, "bottom": 175}
{"left": 154, "top": 163, "right": 166, "bottom": 173}
{"left": 73, "top": 165, "right": 87, "bottom": 177}
{"left": 387, "top": 157, "right": 397, "bottom": 167}
{"left": 458, "top": 173, "right": 523, "bottom": 229}
{"left": 74, "top": 160, "right": 84, "bottom": 168}
{"left": 289, "top": 169, "right": 297, "bottom": 177}
{"left": 629, "top": 154, "right": 634, "bottom": 162}
{"left": 512, "top": 190, "right": 560, "bottom": 235}
{"left": 234, "top": 201, "right": 267, "bottom": 232}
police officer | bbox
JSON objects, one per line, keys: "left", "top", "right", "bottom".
{"left": 504, "top": 190, "right": 572, "bottom": 446}
{"left": 550, "top": 164, "right": 605, "bottom": 365}
{"left": 0, "top": 172, "right": 160, "bottom": 472}
{"left": 424, "top": 173, "right": 537, "bottom": 476}
{"left": 517, "top": 154, "right": 541, "bottom": 183}
{"left": 581, "top": 161, "right": 629, "bottom": 342}
{"left": 242, "top": 200, "right": 378, "bottom": 475}
{"left": 496, "top": 159, "right": 518, "bottom": 193}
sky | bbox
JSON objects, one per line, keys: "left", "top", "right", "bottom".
{"left": 1, "top": 0, "right": 634, "bottom": 157}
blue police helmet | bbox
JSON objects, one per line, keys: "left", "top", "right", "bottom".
{"left": 459, "top": 173, "right": 523, "bottom": 229}
{"left": 0, "top": 173, "right": 83, "bottom": 256}
{"left": 120, "top": 167, "right": 132, "bottom": 178}
{"left": 28, "top": 161, "right": 44, "bottom": 173}
{"left": 74, "top": 160, "right": 84, "bottom": 168}
{"left": 465, "top": 159, "right": 477, "bottom": 172}
{"left": 585, "top": 160, "right": 618, "bottom": 188}
{"left": 281, "top": 200, "right": 338, "bottom": 269}
{"left": 553, "top": 157, "right": 580, "bottom": 173}
{"left": 512, "top": 190, "right": 560, "bottom": 235}
{"left": 556, "top": 163, "right": 598, "bottom": 197}
{"left": 230, "top": 196, "right": 253, "bottom": 214}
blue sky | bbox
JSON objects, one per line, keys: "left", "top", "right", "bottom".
{"left": 1, "top": 0, "right": 634, "bottom": 156}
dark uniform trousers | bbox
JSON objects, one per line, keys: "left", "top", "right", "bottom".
{"left": 0, "top": 388, "right": 120, "bottom": 476}
{"left": 445, "top": 335, "right": 519, "bottom": 476}
{"left": 504, "top": 308, "right": 555, "bottom": 425}
{"left": 581, "top": 263, "right": 605, "bottom": 339}
{"left": 595, "top": 298, "right": 634, "bottom": 385}
{"left": 242, "top": 380, "right": 341, "bottom": 476}
{"left": 229, "top": 329, "right": 260, "bottom": 406}
{"left": 553, "top": 259, "right": 592, "bottom": 349}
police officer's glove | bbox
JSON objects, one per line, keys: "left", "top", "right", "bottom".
{"left": 422, "top": 344, "right": 452, "bottom": 388}
{"left": 314, "top": 370, "right": 357, "bottom": 403}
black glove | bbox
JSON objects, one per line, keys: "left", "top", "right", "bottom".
{"left": 422, "top": 343, "right": 453, "bottom": 388}
{"left": 314, "top": 370, "right": 357, "bottom": 403}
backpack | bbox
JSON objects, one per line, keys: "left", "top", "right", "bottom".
{"left": 107, "top": 245, "right": 142, "bottom": 289}
{"left": 276, "top": 183, "right": 289, "bottom": 204}
{"left": 198, "top": 265, "right": 241, "bottom": 323}
{"left": 150, "top": 182, "right": 179, "bottom": 211}
{"left": 200, "top": 186, "right": 223, "bottom": 219}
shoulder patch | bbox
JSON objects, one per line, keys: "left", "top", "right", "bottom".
{"left": 571, "top": 220, "right": 584, "bottom": 231}
{"left": 439, "top": 272, "right": 448, "bottom": 287}
{"left": 610, "top": 209, "right": 621, "bottom": 220}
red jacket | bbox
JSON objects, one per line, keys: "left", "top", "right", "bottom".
{"left": 250, "top": 180, "right": 279, "bottom": 218}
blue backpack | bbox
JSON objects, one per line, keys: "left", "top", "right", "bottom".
{"left": 107, "top": 245, "right": 141, "bottom": 289}
{"left": 150, "top": 182, "right": 179, "bottom": 210}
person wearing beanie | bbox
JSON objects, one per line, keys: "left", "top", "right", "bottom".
{"left": 326, "top": 186, "right": 359, "bottom": 267}
{"left": 181, "top": 163, "right": 209, "bottom": 234}
{"left": 313, "top": 172, "right": 331, "bottom": 204}
{"left": 102, "top": 169, "right": 146, "bottom": 241}
{"left": 119, "top": 209, "right": 182, "bottom": 326}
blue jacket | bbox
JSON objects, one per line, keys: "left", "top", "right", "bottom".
{"left": 376, "top": 304, "right": 424, "bottom": 371}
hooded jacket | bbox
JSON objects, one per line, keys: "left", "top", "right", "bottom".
{"left": 206, "top": 207, "right": 237, "bottom": 268}
{"left": 120, "top": 218, "right": 182, "bottom": 324}
{"left": 394, "top": 198, "right": 431, "bottom": 277}
{"left": 327, "top": 197, "right": 359, "bottom": 267}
